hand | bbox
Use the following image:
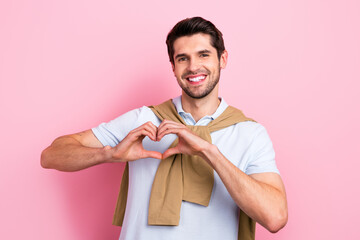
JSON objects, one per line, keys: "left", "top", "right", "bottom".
{"left": 106, "top": 121, "right": 162, "bottom": 162}
{"left": 156, "top": 119, "right": 211, "bottom": 160}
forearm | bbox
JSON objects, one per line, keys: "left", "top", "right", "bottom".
{"left": 200, "top": 145, "right": 287, "bottom": 233}
{"left": 41, "top": 136, "right": 110, "bottom": 172}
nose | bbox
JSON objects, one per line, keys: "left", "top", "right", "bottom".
{"left": 188, "top": 58, "right": 201, "bottom": 72}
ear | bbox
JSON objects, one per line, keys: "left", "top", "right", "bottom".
{"left": 220, "top": 50, "right": 228, "bottom": 69}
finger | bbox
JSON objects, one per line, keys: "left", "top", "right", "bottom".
{"left": 103, "top": 145, "right": 112, "bottom": 150}
{"left": 132, "top": 121, "right": 157, "bottom": 134}
{"left": 158, "top": 119, "right": 183, "bottom": 131}
{"left": 132, "top": 124, "right": 157, "bottom": 141}
{"left": 162, "top": 147, "right": 180, "bottom": 159}
{"left": 157, "top": 127, "right": 183, "bottom": 141}
{"left": 141, "top": 122, "right": 158, "bottom": 139}
{"left": 144, "top": 121, "right": 158, "bottom": 136}
{"left": 142, "top": 125, "right": 157, "bottom": 141}
{"left": 157, "top": 121, "right": 185, "bottom": 140}
{"left": 157, "top": 123, "right": 183, "bottom": 136}
{"left": 131, "top": 128, "right": 157, "bottom": 142}
{"left": 142, "top": 150, "right": 163, "bottom": 160}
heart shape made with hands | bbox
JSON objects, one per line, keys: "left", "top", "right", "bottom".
{"left": 113, "top": 119, "right": 206, "bottom": 162}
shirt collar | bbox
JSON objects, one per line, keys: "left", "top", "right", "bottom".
{"left": 172, "top": 96, "right": 228, "bottom": 122}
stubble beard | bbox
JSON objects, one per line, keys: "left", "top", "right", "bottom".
{"left": 179, "top": 65, "right": 221, "bottom": 99}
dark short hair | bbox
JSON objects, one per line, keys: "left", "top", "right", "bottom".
{"left": 166, "top": 17, "right": 225, "bottom": 64}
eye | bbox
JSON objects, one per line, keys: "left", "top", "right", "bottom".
{"left": 200, "top": 53, "right": 209, "bottom": 57}
{"left": 178, "top": 57, "right": 187, "bottom": 62}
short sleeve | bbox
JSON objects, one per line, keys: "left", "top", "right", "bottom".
{"left": 245, "top": 125, "right": 280, "bottom": 175}
{"left": 91, "top": 107, "right": 145, "bottom": 147}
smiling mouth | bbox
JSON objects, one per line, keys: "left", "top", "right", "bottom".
{"left": 186, "top": 75, "right": 207, "bottom": 83}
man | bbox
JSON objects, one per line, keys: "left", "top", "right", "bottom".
{"left": 41, "top": 17, "right": 288, "bottom": 239}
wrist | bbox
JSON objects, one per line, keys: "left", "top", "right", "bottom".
{"left": 199, "top": 143, "right": 220, "bottom": 168}
{"left": 101, "top": 145, "right": 116, "bottom": 163}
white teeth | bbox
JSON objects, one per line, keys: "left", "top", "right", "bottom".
{"left": 188, "top": 76, "right": 206, "bottom": 82}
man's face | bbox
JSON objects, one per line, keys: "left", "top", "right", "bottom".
{"left": 171, "top": 33, "right": 228, "bottom": 99}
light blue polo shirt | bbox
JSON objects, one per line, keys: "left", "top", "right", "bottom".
{"left": 92, "top": 96, "right": 279, "bottom": 240}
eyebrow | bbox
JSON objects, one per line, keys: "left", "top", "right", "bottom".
{"left": 174, "top": 49, "right": 212, "bottom": 60}
{"left": 198, "top": 49, "right": 211, "bottom": 54}
{"left": 174, "top": 53, "right": 188, "bottom": 60}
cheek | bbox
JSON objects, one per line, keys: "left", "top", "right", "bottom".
{"left": 173, "top": 70, "right": 181, "bottom": 80}
{"left": 174, "top": 67, "right": 184, "bottom": 78}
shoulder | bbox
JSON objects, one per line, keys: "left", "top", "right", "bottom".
{"left": 91, "top": 106, "right": 161, "bottom": 146}
{"left": 231, "top": 121, "right": 275, "bottom": 158}
{"left": 212, "top": 120, "right": 270, "bottom": 149}
{"left": 135, "top": 106, "right": 162, "bottom": 127}
{"left": 226, "top": 121, "right": 273, "bottom": 151}
{"left": 232, "top": 120, "right": 268, "bottom": 139}
{"left": 108, "top": 106, "right": 161, "bottom": 128}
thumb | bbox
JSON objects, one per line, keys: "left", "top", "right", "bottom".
{"left": 103, "top": 145, "right": 112, "bottom": 150}
{"left": 142, "top": 150, "right": 163, "bottom": 160}
{"left": 162, "top": 147, "right": 180, "bottom": 159}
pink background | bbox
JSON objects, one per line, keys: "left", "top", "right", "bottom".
{"left": 1, "top": 0, "right": 359, "bottom": 239}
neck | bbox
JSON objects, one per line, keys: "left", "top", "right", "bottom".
{"left": 181, "top": 90, "right": 220, "bottom": 122}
